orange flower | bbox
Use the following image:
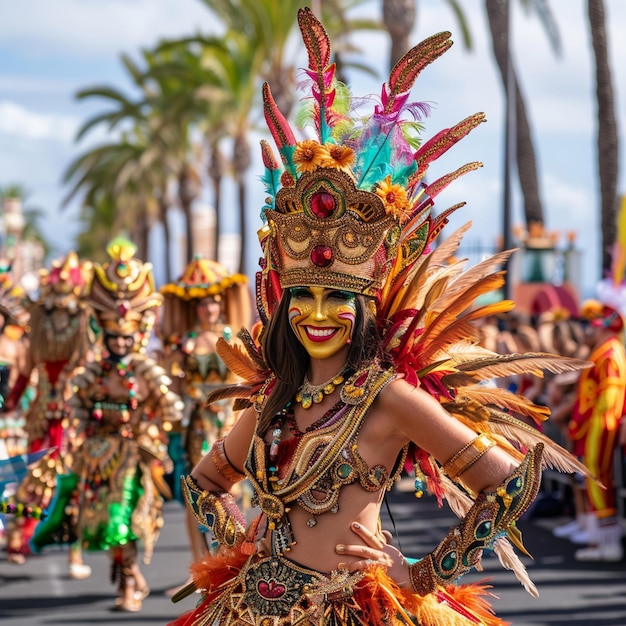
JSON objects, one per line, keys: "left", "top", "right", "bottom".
{"left": 375, "top": 176, "right": 410, "bottom": 223}
{"left": 322, "top": 144, "right": 355, "bottom": 170}
{"left": 294, "top": 140, "right": 327, "bottom": 173}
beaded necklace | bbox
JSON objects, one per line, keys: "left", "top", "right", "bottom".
{"left": 266, "top": 400, "right": 345, "bottom": 489}
{"left": 267, "top": 403, "right": 292, "bottom": 488}
{"left": 295, "top": 368, "right": 346, "bottom": 409}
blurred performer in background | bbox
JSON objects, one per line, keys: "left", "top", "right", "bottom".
{"left": 160, "top": 255, "right": 250, "bottom": 587}
{"left": 568, "top": 301, "right": 626, "bottom": 562}
{"left": 0, "top": 260, "right": 29, "bottom": 409}
{"left": 3, "top": 252, "right": 93, "bottom": 574}
{"left": 0, "top": 261, "right": 30, "bottom": 546}
{"left": 43, "top": 238, "right": 184, "bottom": 612}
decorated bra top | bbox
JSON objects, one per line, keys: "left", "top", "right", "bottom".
{"left": 246, "top": 362, "right": 407, "bottom": 532}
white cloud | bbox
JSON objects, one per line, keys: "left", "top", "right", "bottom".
{"left": 0, "top": 101, "right": 79, "bottom": 141}
{"left": 0, "top": 0, "right": 212, "bottom": 58}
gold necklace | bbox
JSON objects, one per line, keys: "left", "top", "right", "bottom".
{"left": 295, "top": 369, "right": 346, "bottom": 409}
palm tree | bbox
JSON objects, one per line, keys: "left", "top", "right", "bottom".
{"left": 63, "top": 138, "right": 158, "bottom": 264}
{"left": 148, "top": 39, "right": 233, "bottom": 263}
{"left": 587, "top": 0, "right": 619, "bottom": 276}
{"left": 65, "top": 51, "right": 201, "bottom": 276}
{"left": 485, "top": 0, "right": 561, "bottom": 232}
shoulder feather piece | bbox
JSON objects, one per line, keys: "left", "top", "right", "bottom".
{"left": 205, "top": 334, "right": 269, "bottom": 408}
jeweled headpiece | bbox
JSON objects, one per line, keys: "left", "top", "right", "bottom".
{"left": 37, "top": 251, "right": 92, "bottom": 313}
{"left": 257, "top": 7, "right": 484, "bottom": 320}
{"left": 88, "top": 237, "right": 163, "bottom": 338}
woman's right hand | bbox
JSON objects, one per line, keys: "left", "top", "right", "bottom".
{"left": 336, "top": 521, "right": 410, "bottom": 588}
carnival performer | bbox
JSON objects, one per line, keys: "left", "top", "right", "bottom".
{"left": 160, "top": 255, "right": 251, "bottom": 581}
{"left": 0, "top": 260, "right": 29, "bottom": 459}
{"left": 168, "top": 9, "right": 594, "bottom": 626}
{"left": 34, "top": 238, "right": 184, "bottom": 612}
{"left": 0, "top": 261, "right": 30, "bottom": 547}
{"left": 3, "top": 252, "right": 93, "bottom": 574}
{"left": 568, "top": 301, "right": 625, "bottom": 562}
{"left": 0, "top": 260, "right": 29, "bottom": 409}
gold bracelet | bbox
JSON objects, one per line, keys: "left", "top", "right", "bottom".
{"left": 181, "top": 475, "right": 247, "bottom": 547}
{"left": 211, "top": 438, "right": 246, "bottom": 484}
{"left": 442, "top": 433, "right": 495, "bottom": 480}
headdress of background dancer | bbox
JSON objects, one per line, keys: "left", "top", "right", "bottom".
{"left": 160, "top": 255, "right": 250, "bottom": 344}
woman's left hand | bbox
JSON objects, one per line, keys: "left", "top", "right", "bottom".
{"left": 336, "top": 521, "right": 410, "bottom": 588}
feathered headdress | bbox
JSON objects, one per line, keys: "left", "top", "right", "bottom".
{"left": 257, "top": 7, "right": 484, "bottom": 322}
{"left": 36, "top": 251, "right": 93, "bottom": 314}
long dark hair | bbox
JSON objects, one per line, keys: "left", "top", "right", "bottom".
{"left": 258, "top": 290, "right": 383, "bottom": 433}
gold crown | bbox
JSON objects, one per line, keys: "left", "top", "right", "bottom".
{"left": 264, "top": 168, "right": 399, "bottom": 296}
{"left": 257, "top": 8, "right": 484, "bottom": 317}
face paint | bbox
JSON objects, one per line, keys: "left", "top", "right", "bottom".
{"left": 288, "top": 286, "right": 356, "bottom": 359}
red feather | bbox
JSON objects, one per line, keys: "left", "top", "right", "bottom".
{"left": 384, "top": 31, "right": 453, "bottom": 115}
{"left": 425, "top": 162, "right": 483, "bottom": 200}
{"left": 415, "top": 113, "right": 486, "bottom": 168}
{"left": 298, "top": 7, "right": 331, "bottom": 84}
{"left": 262, "top": 82, "right": 296, "bottom": 155}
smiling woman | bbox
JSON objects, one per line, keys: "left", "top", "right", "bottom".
{"left": 167, "top": 8, "right": 592, "bottom": 626}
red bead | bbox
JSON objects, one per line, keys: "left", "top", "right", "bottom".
{"left": 311, "top": 245, "right": 333, "bottom": 267}
{"left": 310, "top": 191, "right": 336, "bottom": 218}
{"left": 117, "top": 300, "right": 130, "bottom": 317}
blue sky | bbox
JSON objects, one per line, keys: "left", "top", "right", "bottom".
{"left": 1, "top": 0, "right": 625, "bottom": 298}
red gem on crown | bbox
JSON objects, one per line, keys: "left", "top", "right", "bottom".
{"left": 310, "top": 191, "right": 336, "bottom": 218}
{"left": 311, "top": 245, "right": 333, "bottom": 267}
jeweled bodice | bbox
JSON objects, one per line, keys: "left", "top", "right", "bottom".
{"left": 245, "top": 363, "right": 407, "bottom": 539}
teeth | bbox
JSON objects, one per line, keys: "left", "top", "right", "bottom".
{"left": 307, "top": 327, "right": 336, "bottom": 337}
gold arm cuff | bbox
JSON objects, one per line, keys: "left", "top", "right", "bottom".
{"left": 181, "top": 475, "right": 247, "bottom": 547}
{"left": 408, "top": 557, "right": 437, "bottom": 596}
{"left": 442, "top": 433, "right": 495, "bottom": 480}
{"left": 211, "top": 438, "right": 246, "bottom": 484}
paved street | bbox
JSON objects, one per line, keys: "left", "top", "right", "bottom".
{"left": 1, "top": 482, "right": 625, "bottom": 626}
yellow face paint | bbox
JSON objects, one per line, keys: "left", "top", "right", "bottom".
{"left": 288, "top": 286, "right": 356, "bottom": 360}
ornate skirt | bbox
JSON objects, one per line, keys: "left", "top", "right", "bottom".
{"left": 31, "top": 436, "right": 164, "bottom": 563}
{"left": 169, "top": 551, "right": 507, "bottom": 626}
